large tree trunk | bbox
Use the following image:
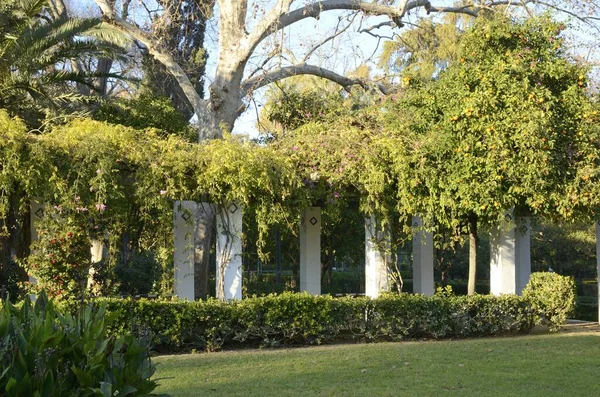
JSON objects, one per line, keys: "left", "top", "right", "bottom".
{"left": 194, "top": 203, "right": 215, "bottom": 299}
{"left": 467, "top": 213, "right": 477, "bottom": 296}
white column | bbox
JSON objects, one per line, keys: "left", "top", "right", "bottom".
{"left": 174, "top": 201, "right": 195, "bottom": 301}
{"left": 515, "top": 217, "right": 531, "bottom": 295}
{"left": 300, "top": 207, "right": 321, "bottom": 295}
{"left": 87, "top": 239, "right": 103, "bottom": 291}
{"left": 365, "top": 214, "right": 390, "bottom": 298}
{"left": 595, "top": 221, "right": 600, "bottom": 324}
{"left": 412, "top": 216, "right": 434, "bottom": 296}
{"left": 216, "top": 202, "right": 243, "bottom": 300}
{"left": 490, "top": 211, "right": 531, "bottom": 295}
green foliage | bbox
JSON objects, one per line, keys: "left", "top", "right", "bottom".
{"left": 98, "top": 292, "right": 534, "bottom": 352}
{"left": 1, "top": 115, "right": 311, "bottom": 296}
{"left": 0, "top": 110, "right": 30, "bottom": 222}
{"left": 388, "top": 16, "right": 596, "bottom": 231}
{"left": 115, "top": 251, "right": 162, "bottom": 296}
{"left": 262, "top": 83, "right": 345, "bottom": 131}
{"left": 378, "top": 14, "right": 468, "bottom": 80}
{"left": 94, "top": 94, "right": 196, "bottom": 142}
{"left": 0, "top": 293, "right": 165, "bottom": 396}
{"left": 531, "top": 221, "right": 597, "bottom": 276}
{"left": 522, "top": 272, "right": 576, "bottom": 331}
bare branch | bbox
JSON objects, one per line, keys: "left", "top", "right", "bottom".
{"left": 244, "top": 0, "right": 479, "bottom": 59}
{"left": 302, "top": 14, "right": 357, "bottom": 63}
{"left": 121, "top": 0, "right": 132, "bottom": 20}
{"left": 241, "top": 63, "right": 388, "bottom": 96}
{"left": 360, "top": 21, "right": 395, "bottom": 33}
{"left": 491, "top": 1, "right": 600, "bottom": 27}
{"left": 92, "top": 0, "right": 209, "bottom": 137}
{"left": 246, "top": 0, "right": 294, "bottom": 51}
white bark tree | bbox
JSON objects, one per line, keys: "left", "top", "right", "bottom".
{"left": 91, "top": 0, "right": 599, "bottom": 299}
{"left": 91, "top": 0, "right": 598, "bottom": 141}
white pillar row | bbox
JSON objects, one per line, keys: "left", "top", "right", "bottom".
{"left": 365, "top": 214, "right": 391, "bottom": 298}
{"left": 300, "top": 207, "right": 321, "bottom": 295}
{"left": 173, "top": 201, "right": 195, "bottom": 301}
{"left": 490, "top": 210, "right": 531, "bottom": 295}
{"left": 595, "top": 221, "right": 600, "bottom": 323}
{"left": 216, "top": 202, "right": 243, "bottom": 300}
{"left": 412, "top": 216, "right": 435, "bottom": 296}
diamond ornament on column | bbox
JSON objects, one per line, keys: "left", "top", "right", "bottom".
{"left": 519, "top": 225, "right": 528, "bottom": 234}
{"left": 309, "top": 217, "right": 318, "bottom": 226}
{"left": 35, "top": 207, "right": 44, "bottom": 219}
{"left": 229, "top": 203, "right": 239, "bottom": 214}
{"left": 181, "top": 212, "right": 191, "bottom": 222}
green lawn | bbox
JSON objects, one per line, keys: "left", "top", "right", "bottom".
{"left": 154, "top": 333, "right": 600, "bottom": 396}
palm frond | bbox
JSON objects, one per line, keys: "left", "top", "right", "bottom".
{"left": 27, "top": 40, "right": 128, "bottom": 71}
{"left": 0, "top": 0, "right": 131, "bottom": 124}
{"left": 16, "top": 17, "right": 104, "bottom": 60}
{"left": 85, "top": 22, "right": 130, "bottom": 49}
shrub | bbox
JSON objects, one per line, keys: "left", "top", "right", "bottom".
{"left": 26, "top": 208, "right": 91, "bottom": 301}
{"left": 522, "top": 272, "right": 577, "bottom": 331}
{"left": 0, "top": 293, "right": 166, "bottom": 396}
{"left": 97, "top": 292, "right": 535, "bottom": 352}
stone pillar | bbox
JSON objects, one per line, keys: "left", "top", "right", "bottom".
{"left": 515, "top": 217, "right": 531, "bottom": 295}
{"left": 88, "top": 235, "right": 108, "bottom": 294}
{"left": 216, "top": 202, "right": 243, "bottom": 300}
{"left": 596, "top": 221, "right": 600, "bottom": 323}
{"left": 300, "top": 207, "right": 321, "bottom": 295}
{"left": 174, "top": 201, "right": 195, "bottom": 301}
{"left": 490, "top": 210, "right": 531, "bottom": 295}
{"left": 412, "top": 216, "right": 434, "bottom": 296}
{"left": 365, "top": 214, "right": 390, "bottom": 298}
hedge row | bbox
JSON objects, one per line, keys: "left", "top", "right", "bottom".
{"left": 97, "top": 292, "right": 534, "bottom": 352}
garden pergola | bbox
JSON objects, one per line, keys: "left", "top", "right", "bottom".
{"left": 170, "top": 202, "right": 535, "bottom": 300}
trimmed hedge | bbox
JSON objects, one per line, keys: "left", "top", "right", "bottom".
{"left": 98, "top": 292, "right": 534, "bottom": 352}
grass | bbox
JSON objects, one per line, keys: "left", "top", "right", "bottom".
{"left": 154, "top": 332, "right": 600, "bottom": 396}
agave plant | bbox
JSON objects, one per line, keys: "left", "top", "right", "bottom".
{"left": 0, "top": 0, "right": 129, "bottom": 126}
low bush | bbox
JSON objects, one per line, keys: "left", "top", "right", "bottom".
{"left": 98, "top": 291, "right": 535, "bottom": 352}
{"left": 0, "top": 293, "right": 165, "bottom": 396}
{"left": 522, "top": 272, "right": 577, "bottom": 331}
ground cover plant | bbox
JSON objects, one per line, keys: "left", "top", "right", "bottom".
{"left": 0, "top": 293, "right": 165, "bottom": 396}
{"left": 153, "top": 332, "right": 600, "bottom": 397}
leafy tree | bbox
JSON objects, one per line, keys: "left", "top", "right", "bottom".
{"left": 378, "top": 14, "right": 470, "bottom": 81}
{"left": 386, "top": 16, "right": 597, "bottom": 294}
{"left": 94, "top": 93, "right": 197, "bottom": 141}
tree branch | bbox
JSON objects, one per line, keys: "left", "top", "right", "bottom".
{"left": 241, "top": 63, "right": 388, "bottom": 96}
{"left": 302, "top": 14, "right": 357, "bottom": 63}
{"left": 92, "top": 0, "right": 210, "bottom": 139}
{"left": 244, "top": 0, "right": 479, "bottom": 59}
{"left": 488, "top": 1, "right": 600, "bottom": 27}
